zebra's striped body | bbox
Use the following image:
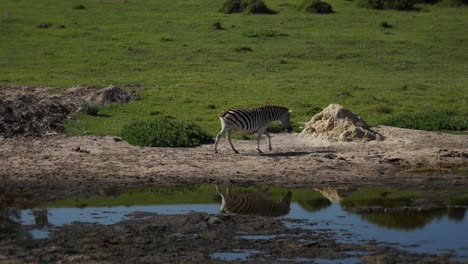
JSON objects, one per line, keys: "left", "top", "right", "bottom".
{"left": 214, "top": 105, "right": 292, "bottom": 153}
{"left": 216, "top": 185, "right": 292, "bottom": 217}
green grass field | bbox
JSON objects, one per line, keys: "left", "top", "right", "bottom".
{"left": 1, "top": 0, "right": 467, "bottom": 137}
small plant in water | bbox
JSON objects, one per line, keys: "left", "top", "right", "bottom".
{"left": 79, "top": 101, "right": 100, "bottom": 116}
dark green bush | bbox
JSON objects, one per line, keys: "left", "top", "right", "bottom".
{"left": 244, "top": 30, "right": 288, "bottom": 38}
{"left": 299, "top": 0, "right": 335, "bottom": 13}
{"left": 234, "top": 46, "right": 253, "bottom": 52}
{"left": 212, "top": 21, "right": 224, "bottom": 30}
{"left": 72, "top": 4, "right": 86, "bottom": 10}
{"left": 380, "top": 21, "right": 393, "bottom": 28}
{"left": 383, "top": 111, "right": 468, "bottom": 131}
{"left": 220, "top": 0, "right": 277, "bottom": 14}
{"left": 446, "top": 0, "right": 468, "bottom": 6}
{"left": 358, "top": 0, "right": 416, "bottom": 10}
{"left": 121, "top": 117, "right": 213, "bottom": 147}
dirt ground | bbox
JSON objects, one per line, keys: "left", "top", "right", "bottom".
{"left": 0, "top": 126, "right": 467, "bottom": 205}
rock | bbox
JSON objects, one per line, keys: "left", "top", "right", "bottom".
{"left": 301, "top": 104, "right": 383, "bottom": 141}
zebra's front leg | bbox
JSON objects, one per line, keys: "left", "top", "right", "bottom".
{"left": 214, "top": 128, "right": 227, "bottom": 153}
{"left": 227, "top": 130, "right": 239, "bottom": 154}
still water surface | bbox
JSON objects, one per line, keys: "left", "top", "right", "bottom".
{"left": 2, "top": 185, "right": 468, "bottom": 260}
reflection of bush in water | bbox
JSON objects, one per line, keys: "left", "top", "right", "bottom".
{"left": 0, "top": 208, "right": 29, "bottom": 239}
{"left": 359, "top": 209, "right": 448, "bottom": 231}
{"left": 298, "top": 198, "right": 332, "bottom": 212}
{"left": 447, "top": 207, "right": 467, "bottom": 222}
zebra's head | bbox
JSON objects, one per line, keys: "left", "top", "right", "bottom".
{"left": 280, "top": 109, "right": 293, "bottom": 133}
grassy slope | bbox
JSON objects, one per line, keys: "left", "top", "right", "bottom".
{"left": 1, "top": 0, "right": 467, "bottom": 136}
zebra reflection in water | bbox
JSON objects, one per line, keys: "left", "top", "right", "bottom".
{"left": 216, "top": 185, "right": 292, "bottom": 217}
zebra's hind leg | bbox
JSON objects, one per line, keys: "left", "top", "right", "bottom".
{"left": 264, "top": 130, "right": 272, "bottom": 151}
{"left": 256, "top": 129, "right": 265, "bottom": 153}
{"left": 227, "top": 130, "right": 239, "bottom": 154}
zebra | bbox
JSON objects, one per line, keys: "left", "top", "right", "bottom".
{"left": 216, "top": 185, "right": 292, "bottom": 217}
{"left": 214, "top": 105, "right": 292, "bottom": 153}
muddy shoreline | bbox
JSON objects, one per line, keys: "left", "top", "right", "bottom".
{"left": 2, "top": 212, "right": 464, "bottom": 264}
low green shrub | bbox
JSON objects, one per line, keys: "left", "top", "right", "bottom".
{"left": 220, "top": 0, "right": 277, "bottom": 14}
{"left": 72, "top": 4, "right": 86, "bottom": 10}
{"left": 358, "top": 0, "right": 416, "bottom": 10}
{"left": 79, "top": 101, "right": 100, "bottom": 116}
{"left": 244, "top": 30, "right": 288, "bottom": 38}
{"left": 299, "top": 0, "right": 335, "bottom": 13}
{"left": 445, "top": 0, "right": 468, "bottom": 6}
{"left": 234, "top": 46, "right": 253, "bottom": 52}
{"left": 121, "top": 117, "right": 213, "bottom": 147}
{"left": 380, "top": 21, "right": 393, "bottom": 28}
{"left": 212, "top": 21, "right": 224, "bottom": 30}
{"left": 383, "top": 111, "right": 468, "bottom": 131}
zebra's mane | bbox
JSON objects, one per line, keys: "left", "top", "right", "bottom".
{"left": 220, "top": 105, "right": 289, "bottom": 117}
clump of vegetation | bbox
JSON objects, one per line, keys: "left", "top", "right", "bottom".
{"left": 244, "top": 30, "right": 288, "bottom": 38}
{"left": 446, "top": 0, "right": 468, "bottom": 6}
{"left": 79, "top": 101, "right": 100, "bottom": 116}
{"left": 375, "top": 105, "right": 393, "bottom": 114}
{"left": 299, "top": 0, "right": 335, "bottom": 14}
{"left": 72, "top": 4, "right": 86, "bottom": 10}
{"left": 358, "top": 0, "right": 416, "bottom": 10}
{"left": 380, "top": 21, "right": 393, "bottom": 28}
{"left": 220, "top": 0, "right": 277, "bottom": 14}
{"left": 121, "top": 117, "right": 213, "bottom": 147}
{"left": 37, "top": 23, "right": 53, "bottom": 29}
{"left": 212, "top": 21, "right": 224, "bottom": 30}
{"left": 234, "top": 46, "right": 253, "bottom": 52}
{"left": 383, "top": 111, "right": 468, "bottom": 131}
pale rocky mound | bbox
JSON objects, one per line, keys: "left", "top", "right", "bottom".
{"left": 301, "top": 104, "right": 383, "bottom": 141}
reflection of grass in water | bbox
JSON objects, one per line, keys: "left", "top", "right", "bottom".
{"left": 52, "top": 185, "right": 219, "bottom": 207}
{"left": 451, "top": 193, "right": 468, "bottom": 206}
{"left": 50, "top": 185, "right": 324, "bottom": 208}
{"left": 360, "top": 209, "right": 448, "bottom": 231}
{"left": 341, "top": 186, "right": 420, "bottom": 208}
{"left": 298, "top": 198, "right": 331, "bottom": 212}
